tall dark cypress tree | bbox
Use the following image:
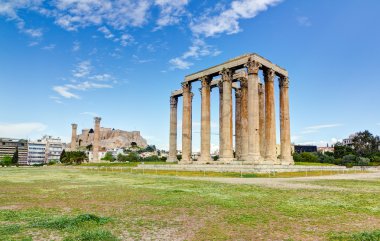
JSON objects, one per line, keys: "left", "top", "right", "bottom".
{"left": 12, "top": 146, "right": 19, "bottom": 165}
{"left": 60, "top": 149, "right": 66, "bottom": 163}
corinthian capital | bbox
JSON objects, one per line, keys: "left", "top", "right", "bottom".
{"left": 181, "top": 82, "right": 191, "bottom": 92}
{"left": 264, "top": 69, "right": 275, "bottom": 83}
{"left": 200, "top": 76, "right": 211, "bottom": 88}
{"left": 170, "top": 96, "right": 178, "bottom": 106}
{"left": 238, "top": 77, "right": 248, "bottom": 88}
{"left": 279, "top": 76, "right": 289, "bottom": 88}
{"left": 245, "top": 58, "right": 261, "bottom": 75}
{"left": 219, "top": 68, "right": 233, "bottom": 83}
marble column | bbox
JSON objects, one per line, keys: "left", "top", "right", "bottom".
{"left": 198, "top": 76, "right": 212, "bottom": 163}
{"left": 71, "top": 123, "right": 77, "bottom": 150}
{"left": 235, "top": 89, "right": 242, "bottom": 160}
{"left": 168, "top": 96, "right": 179, "bottom": 162}
{"left": 218, "top": 81, "right": 223, "bottom": 158}
{"left": 264, "top": 69, "right": 278, "bottom": 163}
{"left": 279, "top": 76, "right": 294, "bottom": 165}
{"left": 246, "top": 58, "right": 261, "bottom": 163}
{"left": 240, "top": 78, "right": 249, "bottom": 160}
{"left": 93, "top": 117, "right": 101, "bottom": 162}
{"left": 181, "top": 82, "right": 193, "bottom": 164}
{"left": 258, "top": 83, "right": 265, "bottom": 158}
{"left": 219, "top": 68, "right": 234, "bottom": 162}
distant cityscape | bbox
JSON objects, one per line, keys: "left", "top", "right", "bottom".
{"left": 0, "top": 132, "right": 359, "bottom": 166}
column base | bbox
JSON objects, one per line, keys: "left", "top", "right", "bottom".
{"left": 218, "top": 156, "right": 235, "bottom": 164}
{"left": 197, "top": 156, "right": 213, "bottom": 164}
{"left": 246, "top": 153, "right": 262, "bottom": 164}
{"left": 178, "top": 160, "right": 193, "bottom": 165}
{"left": 167, "top": 156, "right": 178, "bottom": 163}
{"left": 280, "top": 156, "right": 294, "bottom": 165}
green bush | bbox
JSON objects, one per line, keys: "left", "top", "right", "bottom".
{"left": 125, "top": 152, "right": 141, "bottom": 162}
{"left": 293, "top": 152, "right": 319, "bottom": 163}
{"left": 101, "top": 152, "right": 115, "bottom": 162}
{"left": 142, "top": 155, "right": 161, "bottom": 162}
{"left": 1, "top": 155, "right": 12, "bottom": 167}
{"left": 48, "top": 160, "right": 57, "bottom": 166}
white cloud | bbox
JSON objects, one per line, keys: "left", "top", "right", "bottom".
{"left": 0, "top": 122, "right": 47, "bottom": 139}
{"left": 132, "top": 55, "right": 154, "bottom": 64}
{"left": 72, "top": 60, "right": 92, "bottom": 78}
{"left": 169, "top": 57, "right": 193, "bottom": 70}
{"left": 41, "top": 44, "right": 56, "bottom": 50}
{"left": 66, "top": 81, "right": 112, "bottom": 91}
{"left": 53, "top": 60, "right": 114, "bottom": 99}
{"left": 154, "top": 0, "right": 189, "bottom": 29}
{"left": 304, "top": 124, "right": 342, "bottom": 130}
{"left": 0, "top": 0, "right": 43, "bottom": 38}
{"left": 297, "top": 16, "right": 311, "bottom": 27}
{"left": 98, "top": 26, "right": 114, "bottom": 39}
{"left": 89, "top": 74, "right": 112, "bottom": 81}
{"left": 169, "top": 38, "right": 221, "bottom": 70}
{"left": 53, "top": 82, "right": 112, "bottom": 99}
{"left": 53, "top": 86, "right": 80, "bottom": 99}
{"left": 72, "top": 41, "right": 80, "bottom": 51}
{"left": 80, "top": 112, "right": 99, "bottom": 117}
{"left": 190, "top": 0, "right": 281, "bottom": 37}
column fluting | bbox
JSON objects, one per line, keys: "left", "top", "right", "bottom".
{"left": 181, "top": 82, "right": 193, "bottom": 164}
{"left": 279, "top": 76, "right": 294, "bottom": 165}
{"left": 246, "top": 58, "right": 262, "bottom": 163}
{"left": 235, "top": 88, "right": 242, "bottom": 160}
{"left": 264, "top": 69, "right": 278, "bottom": 164}
{"left": 219, "top": 68, "right": 234, "bottom": 162}
{"left": 198, "top": 76, "right": 212, "bottom": 163}
{"left": 259, "top": 83, "right": 265, "bottom": 158}
{"left": 168, "top": 96, "right": 179, "bottom": 162}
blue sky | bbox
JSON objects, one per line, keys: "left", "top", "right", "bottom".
{"left": 1, "top": 0, "right": 380, "bottom": 151}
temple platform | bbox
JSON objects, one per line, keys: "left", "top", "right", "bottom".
{"left": 135, "top": 163, "right": 370, "bottom": 174}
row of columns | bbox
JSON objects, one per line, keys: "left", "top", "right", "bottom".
{"left": 168, "top": 59, "right": 293, "bottom": 165}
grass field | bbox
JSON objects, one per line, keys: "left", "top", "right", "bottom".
{"left": 0, "top": 167, "right": 379, "bottom": 240}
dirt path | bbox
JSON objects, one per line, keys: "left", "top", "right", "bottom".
{"left": 175, "top": 171, "right": 380, "bottom": 190}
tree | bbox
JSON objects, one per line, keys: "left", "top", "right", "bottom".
{"left": 334, "top": 142, "right": 354, "bottom": 159}
{"left": 12, "top": 146, "right": 19, "bottom": 165}
{"left": 61, "top": 151, "right": 87, "bottom": 165}
{"left": 1, "top": 155, "right": 12, "bottom": 166}
{"left": 101, "top": 152, "right": 115, "bottom": 162}
{"left": 117, "top": 153, "right": 129, "bottom": 162}
{"left": 60, "top": 149, "right": 66, "bottom": 163}
{"left": 351, "top": 131, "right": 380, "bottom": 157}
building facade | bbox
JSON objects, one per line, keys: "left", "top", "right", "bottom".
{"left": 0, "top": 138, "right": 28, "bottom": 165}
{"left": 41, "top": 135, "right": 63, "bottom": 163}
{"left": 27, "top": 140, "right": 46, "bottom": 165}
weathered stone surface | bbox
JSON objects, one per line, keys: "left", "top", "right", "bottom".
{"left": 73, "top": 127, "right": 148, "bottom": 150}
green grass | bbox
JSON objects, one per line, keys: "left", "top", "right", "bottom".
{"left": 330, "top": 229, "right": 380, "bottom": 241}
{"left": 0, "top": 167, "right": 379, "bottom": 240}
{"left": 79, "top": 161, "right": 174, "bottom": 167}
{"left": 73, "top": 166, "right": 364, "bottom": 178}
{"left": 295, "top": 161, "right": 337, "bottom": 166}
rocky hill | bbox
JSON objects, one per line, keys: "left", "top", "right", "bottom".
{"left": 73, "top": 127, "right": 148, "bottom": 149}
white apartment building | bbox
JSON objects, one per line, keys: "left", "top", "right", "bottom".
{"left": 27, "top": 140, "right": 46, "bottom": 165}
{"left": 41, "top": 135, "right": 63, "bottom": 163}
